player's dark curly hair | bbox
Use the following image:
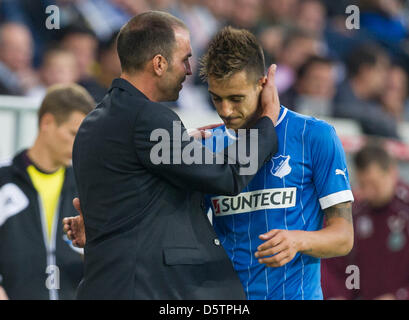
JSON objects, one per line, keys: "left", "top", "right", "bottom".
{"left": 200, "top": 26, "right": 265, "bottom": 83}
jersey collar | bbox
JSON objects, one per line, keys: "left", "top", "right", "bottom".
{"left": 275, "top": 106, "right": 287, "bottom": 127}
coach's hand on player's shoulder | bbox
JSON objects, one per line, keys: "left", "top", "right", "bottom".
{"left": 62, "top": 198, "right": 86, "bottom": 248}
{"left": 186, "top": 123, "right": 222, "bottom": 139}
{"left": 260, "top": 64, "right": 280, "bottom": 126}
{"left": 254, "top": 229, "right": 303, "bottom": 268}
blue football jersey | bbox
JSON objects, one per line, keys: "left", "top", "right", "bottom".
{"left": 203, "top": 106, "right": 354, "bottom": 300}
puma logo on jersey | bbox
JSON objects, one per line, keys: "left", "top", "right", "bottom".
{"left": 335, "top": 168, "right": 347, "bottom": 178}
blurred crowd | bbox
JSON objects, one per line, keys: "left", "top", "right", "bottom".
{"left": 0, "top": 0, "right": 409, "bottom": 139}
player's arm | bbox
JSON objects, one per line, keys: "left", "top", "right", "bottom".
{"left": 297, "top": 201, "right": 353, "bottom": 258}
{"left": 255, "top": 201, "right": 353, "bottom": 267}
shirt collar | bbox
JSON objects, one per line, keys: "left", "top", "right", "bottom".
{"left": 109, "top": 78, "right": 150, "bottom": 100}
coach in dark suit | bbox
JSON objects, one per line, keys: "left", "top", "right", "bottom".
{"left": 72, "top": 11, "right": 279, "bottom": 299}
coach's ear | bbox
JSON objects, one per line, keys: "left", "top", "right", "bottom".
{"left": 152, "top": 54, "right": 169, "bottom": 77}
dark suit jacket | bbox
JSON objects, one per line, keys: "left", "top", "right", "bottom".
{"left": 72, "top": 78, "right": 278, "bottom": 299}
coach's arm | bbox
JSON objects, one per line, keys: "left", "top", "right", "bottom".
{"left": 254, "top": 201, "right": 353, "bottom": 267}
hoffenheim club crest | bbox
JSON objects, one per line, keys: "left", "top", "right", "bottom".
{"left": 270, "top": 155, "right": 292, "bottom": 179}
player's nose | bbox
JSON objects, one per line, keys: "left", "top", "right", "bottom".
{"left": 219, "top": 101, "right": 234, "bottom": 118}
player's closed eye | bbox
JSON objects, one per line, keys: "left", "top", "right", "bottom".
{"left": 230, "top": 97, "right": 244, "bottom": 103}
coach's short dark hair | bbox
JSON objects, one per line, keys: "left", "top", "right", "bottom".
{"left": 354, "top": 141, "right": 396, "bottom": 172}
{"left": 199, "top": 26, "right": 265, "bottom": 83}
{"left": 117, "top": 11, "right": 187, "bottom": 73}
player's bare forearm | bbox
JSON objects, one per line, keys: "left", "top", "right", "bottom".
{"left": 298, "top": 201, "right": 354, "bottom": 258}
{"left": 255, "top": 202, "right": 353, "bottom": 267}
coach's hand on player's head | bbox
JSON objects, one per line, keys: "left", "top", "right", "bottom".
{"left": 254, "top": 229, "right": 302, "bottom": 268}
{"left": 260, "top": 64, "right": 280, "bottom": 125}
{"left": 62, "top": 198, "right": 86, "bottom": 248}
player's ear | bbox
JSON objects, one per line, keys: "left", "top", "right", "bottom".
{"left": 257, "top": 76, "right": 267, "bottom": 92}
{"left": 152, "top": 54, "right": 168, "bottom": 77}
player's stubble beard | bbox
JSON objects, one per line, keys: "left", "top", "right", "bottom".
{"left": 239, "top": 93, "right": 263, "bottom": 130}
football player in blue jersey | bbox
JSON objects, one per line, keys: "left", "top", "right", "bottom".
{"left": 63, "top": 26, "right": 354, "bottom": 300}
{"left": 198, "top": 26, "right": 354, "bottom": 300}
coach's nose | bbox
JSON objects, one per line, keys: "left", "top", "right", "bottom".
{"left": 185, "top": 60, "right": 192, "bottom": 76}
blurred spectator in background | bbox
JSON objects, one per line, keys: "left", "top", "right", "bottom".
{"left": 322, "top": 142, "right": 409, "bottom": 300}
{"left": 295, "top": 0, "right": 327, "bottom": 39}
{"left": 280, "top": 55, "right": 336, "bottom": 117}
{"left": 110, "top": 0, "right": 150, "bottom": 17}
{"left": 381, "top": 64, "right": 409, "bottom": 122}
{"left": 27, "top": 48, "right": 79, "bottom": 100}
{"left": 257, "top": 25, "right": 285, "bottom": 67}
{"left": 360, "top": 0, "right": 408, "bottom": 47}
{"left": 261, "top": 0, "right": 298, "bottom": 26}
{"left": 321, "top": 0, "right": 359, "bottom": 18}
{"left": 274, "top": 28, "right": 321, "bottom": 93}
{"left": 60, "top": 24, "right": 106, "bottom": 102}
{"left": 0, "top": 22, "right": 37, "bottom": 95}
{"left": 0, "top": 83, "right": 94, "bottom": 299}
{"left": 0, "top": 0, "right": 129, "bottom": 66}
{"left": 204, "top": 0, "right": 232, "bottom": 26}
{"left": 149, "top": 0, "right": 176, "bottom": 11}
{"left": 228, "top": 0, "right": 261, "bottom": 34}
{"left": 359, "top": 0, "right": 409, "bottom": 73}
{"left": 170, "top": 0, "right": 221, "bottom": 85}
{"left": 60, "top": 24, "right": 97, "bottom": 80}
{"left": 333, "top": 43, "right": 399, "bottom": 139}
{"left": 323, "top": 0, "right": 366, "bottom": 62}
{"left": 0, "top": 0, "right": 60, "bottom": 67}
{"left": 258, "top": 25, "right": 285, "bottom": 66}
{"left": 73, "top": 0, "right": 134, "bottom": 41}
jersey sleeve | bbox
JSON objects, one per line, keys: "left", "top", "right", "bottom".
{"left": 308, "top": 121, "right": 354, "bottom": 210}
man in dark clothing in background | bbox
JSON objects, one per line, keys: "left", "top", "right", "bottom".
{"left": 0, "top": 83, "right": 94, "bottom": 299}
{"left": 322, "top": 142, "right": 409, "bottom": 300}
